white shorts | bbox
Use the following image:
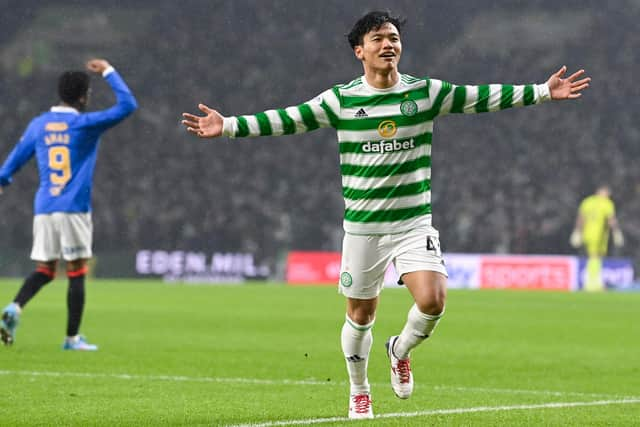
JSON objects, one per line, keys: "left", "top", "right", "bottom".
{"left": 339, "top": 226, "right": 447, "bottom": 299}
{"left": 31, "top": 213, "right": 93, "bottom": 262}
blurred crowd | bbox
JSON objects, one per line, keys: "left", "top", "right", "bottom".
{"left": 1, "top": 0, "right": 638, "bottom": 271}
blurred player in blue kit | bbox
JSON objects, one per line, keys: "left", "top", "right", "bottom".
{"left": 0, "top": 58, "right": 137, "bottom": 350}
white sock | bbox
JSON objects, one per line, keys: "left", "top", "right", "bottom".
{"left": 341, "top": 315, "right": 374, "bottom": 394}
{"left": 393, "top": 304, "right": 444, "bottom": 359}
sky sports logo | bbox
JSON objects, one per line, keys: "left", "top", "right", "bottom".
{"left": 361, "top": 138, "right": 416, "bottom": 154}
{"left": 479, "top": 258, "right": 574, "bottom": 290}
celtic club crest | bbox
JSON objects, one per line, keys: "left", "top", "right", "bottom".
{"left": 400, "top": 99, "right": 418, "bottom": 117}
{"left": 340, "top": 272, "right": 353, "bottom": 287}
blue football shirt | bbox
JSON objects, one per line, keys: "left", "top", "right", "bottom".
{"left": 0, "top": 69, "right": 137, "bottom": 214}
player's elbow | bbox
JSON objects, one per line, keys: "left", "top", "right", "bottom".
{"left": 123, "top": 96, "right": 138, "bottom": 115}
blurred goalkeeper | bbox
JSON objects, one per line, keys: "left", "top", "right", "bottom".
{"left": 0, "top": 59, "right": 137, "bottom": 349}
{"left": 570, "top": 185, "right": 624, "bottom": 291}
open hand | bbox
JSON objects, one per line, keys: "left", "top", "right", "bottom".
{"left": 547, "top": 66, "right": 591, "bottom": 100}
{"left": 181, "top": 104, "right": 224, "bottom": 138}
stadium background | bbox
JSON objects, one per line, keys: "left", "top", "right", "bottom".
{"left": 1, "top": 0, "right": 638, "bottom": 280}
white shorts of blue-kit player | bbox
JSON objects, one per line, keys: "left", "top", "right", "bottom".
{"left": 31, "top": 212, "right": 92, "bottom": 262}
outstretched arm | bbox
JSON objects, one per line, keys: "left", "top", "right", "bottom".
{"left": 546, "top": 66, "right": 590, "bottom": 100}
{"left": 433, "top": 66, "right": 591, "bottom": 117}
{"left": 182, "top": 88, "right": 339, "bottom": 139}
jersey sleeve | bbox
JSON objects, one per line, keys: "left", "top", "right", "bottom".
{"left": 426, "top": 78, "right": 551, "bottom": 117}
{"left": 221, "top": 87, "right": 340, "bottom": 138}
{"left": 607, "top": 199, "right": 615, "bottom": 218}
{"left": 0, "top": 120, "right": 38, "bottom": 186}
{"left": 578, "top": 198, "right": 588, "bottom": 216}
{"left": 78, "top": 69, "right": 138, "bottom": 131}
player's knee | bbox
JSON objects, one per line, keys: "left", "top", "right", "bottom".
{"left": 346, "top": 296, "right": 377, "bottom": 325}
{"left": 67, "top": 265, "right": 89, "bottom": 279}
{"left": 347, "top": 305, "right": 376, "bottom": 325}
{"left": 415, "top": 290, "right": 446, "bottom": 316}
{"left": 67, "top": 259, "right": 85, "bottom": 268}
{"left": 348, "top": 310, "right": 375, "bottom": 325}
{"left": 36, "top": 262, "right": 57, "bottom": 280}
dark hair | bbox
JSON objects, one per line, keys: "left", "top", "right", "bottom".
{"left": 347, "top": 10, "right": 406, "bottom": 49}
{"left": 58, "top": 71, "right": 90, "bottom": 105}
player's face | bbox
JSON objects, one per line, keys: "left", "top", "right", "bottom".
{"left": 355, "top": 23, "right": 402, "bottom": 73}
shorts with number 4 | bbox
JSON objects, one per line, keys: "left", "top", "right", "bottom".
{"left": 338, "top": 226, "right": 447, "bottom": 299}
{"left": 31, "top": 212, "right": 93, "bottom": 262}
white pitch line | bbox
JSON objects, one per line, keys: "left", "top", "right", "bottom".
{"left": 0, "top": 370, "right": 334, "bottom": 386}
{"left": 229, "top": 399, "right": 640, "bottom": 427}
{"left": 434, "top": 385, "right": 629, "bottom": 399}
{"left": 1, "top": 370, "right": 639, "bottom": 402}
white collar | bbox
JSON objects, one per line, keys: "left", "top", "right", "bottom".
{"left": 361, "top": 73, "right": 404, "bottom": 93}
{"left": 50, "top": 106, "right": 80, "bottom": 114}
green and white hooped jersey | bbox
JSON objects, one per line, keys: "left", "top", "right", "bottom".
{"left": 222, "top": 74, "right": 551, "bottom": 235}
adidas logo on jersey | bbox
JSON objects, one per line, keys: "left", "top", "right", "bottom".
{"left": 354, "top": 108, "right": 368, "bottom": 118}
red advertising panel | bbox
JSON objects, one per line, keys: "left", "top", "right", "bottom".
{"left": 286, "top": 251, "right": 341, "bottom": 285}
{"left": 479, "top": 256, "right": 576, "bottom": 291}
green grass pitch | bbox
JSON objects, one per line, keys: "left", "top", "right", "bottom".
{"left": 1, "top": 278, "right": 639, "bottom": 426}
